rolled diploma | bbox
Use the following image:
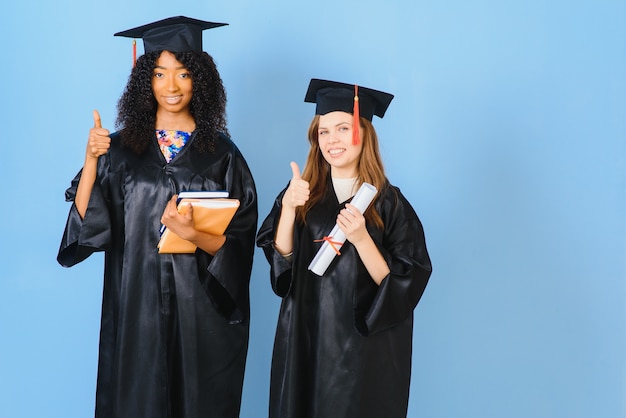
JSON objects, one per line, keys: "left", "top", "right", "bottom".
{"left": 308, "top": 182, "right": 378, "bottom": 276}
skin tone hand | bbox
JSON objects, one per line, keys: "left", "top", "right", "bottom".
{"left": 160, "top": 195, "right": 226, "bottom": 256}
{"left": 87, "top": 110, "right": 112, "bottom": 159}
{"left": 282, "top": 161, "right": 310, "bottom": 209}
{"left": 337, "top": 203, "right": 390, "bottom": 285}
{"left": 274, "top": 162, "right": 309, "bottom": 256}
{"left": 337, "top": 203, "right": 369, "bottom": 244}
{"left": 75, "top": 110, "right": 111, "bottom": 218}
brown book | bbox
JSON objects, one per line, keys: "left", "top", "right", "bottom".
{"left": 157, "top": 198, "right": 240, "bottom": 254}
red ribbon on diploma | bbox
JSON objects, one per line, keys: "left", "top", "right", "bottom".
{"left": 314, "top": 236, "right": 343, "bottom": 256}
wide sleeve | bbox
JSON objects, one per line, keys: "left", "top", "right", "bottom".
{"left": 355, "top": 187, "right": 432, "bottom": 336}
{"left": 199, "top": 145, "right": 257, "bottom": 323}
{"left": 256, "top": 187, "right": 294, "bottom": 297}
{"left": 57, "top": 158, "right": 112, "bottom": 268}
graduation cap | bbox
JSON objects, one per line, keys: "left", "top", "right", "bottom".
{"left": 114, "top": 16, "right": 227, "bottom": 63}
{"left": 304, "top": 78, "right": 394, "bottom": 145}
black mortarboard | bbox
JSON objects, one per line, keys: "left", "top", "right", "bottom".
{"left": 304, "top": 79, "right": 394, "bottom": 121}
{"left": 114, "top": 16, "right": 227, "bottom": 54}
{"left": 305, "top": 78, "right": 394, "bottom": 144}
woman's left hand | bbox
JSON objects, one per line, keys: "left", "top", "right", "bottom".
{"left": 160, "top": 195, "right": 196, "bottom": 240}
{"left": 338, "top": 203, "right": 390, "bottom": 284}
{"left": 337, "top": 203, "right": 369, "bottom": 245}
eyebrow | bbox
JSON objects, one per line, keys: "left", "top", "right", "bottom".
{"left": 318, "top": 121, "right": 351, "bottom": 129}
{"left": 154, "top": 65, "right": 187, "bottom": 70}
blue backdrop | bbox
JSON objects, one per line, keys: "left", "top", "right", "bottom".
{"left": 2, "top": 1, "right": 624, "bottom": 417}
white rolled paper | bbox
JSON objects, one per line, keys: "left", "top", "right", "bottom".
{"left": 308, "top": 182, "right": 378, "bottom": 276}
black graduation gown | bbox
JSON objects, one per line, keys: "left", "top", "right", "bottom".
{"left": 256, "top": 182, "right": 432, "bottom": 418}
{"left": 58, "top": 131, "right": 257, "bottom": 418}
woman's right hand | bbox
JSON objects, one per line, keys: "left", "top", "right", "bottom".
{"left": 281, "top": 161, "right": 310, "bottom": 210}
{"left": 86, "top": 109, "right": 111, "bottom": 161}
{"left": 75, "top": 110, "right": 110, "bottom": 219}
{"left": 274, "top": 162, "right": 307, "bottom": 257}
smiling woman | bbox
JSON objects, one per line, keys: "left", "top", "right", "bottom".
{"left": 57, "top": 16, "right": 257, "bottom": 418}
{"left": 152, "top": 51, "right": 195, "bottom": 124}
{"left": 317, "top": 111, "right": 362, "bottom": 178}
{"left": 256, "top": 79, "right": 432, "bottom": 418}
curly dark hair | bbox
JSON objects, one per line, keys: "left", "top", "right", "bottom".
{"left": 115, "top": 50, "right": 228, "bottom": 154}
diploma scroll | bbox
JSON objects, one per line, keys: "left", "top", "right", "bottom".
{"left": 308, "top": 182, "right": 378, "bottom": 276}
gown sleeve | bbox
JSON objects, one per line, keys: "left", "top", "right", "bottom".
{"left": 256, "top": 186, "right": 294, "bottom": 297}
{"left": 355, "top": 186, "right": 432, "bottom": 336}
{"left": 198, "top": 143, "right": 258, "bottom": 323}
{"left": 57, "top": 158, "right": 112, "bottom": 268}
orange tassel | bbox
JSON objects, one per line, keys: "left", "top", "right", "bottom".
{"left": 132, "top": 40, "right": 137, "bottom": 67}
{"left": 352, "top": 84, "right": 360, "bottom": 145}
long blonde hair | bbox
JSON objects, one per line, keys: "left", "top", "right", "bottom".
{"left": 297, "top": 115, "right": 387, "bottom": 228}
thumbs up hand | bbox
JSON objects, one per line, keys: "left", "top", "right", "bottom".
{"left": 86, "top": 109, "right": 111, "bottom": 160}
{"left": 282, "top": 161, "right": 310, "bottom": 210}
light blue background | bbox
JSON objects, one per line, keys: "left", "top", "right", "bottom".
{"left": 2, "top": 1, "right": 624, "bottom": 417}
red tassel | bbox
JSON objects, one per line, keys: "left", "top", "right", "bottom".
{"left": 132, "top": 40, "right": 137, "bottom": 67}
{"left": 353, "top": 84, "right": 360, "bottom": 145}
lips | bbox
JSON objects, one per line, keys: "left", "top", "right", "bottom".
{"left": 164, "top": 95, "right": 183, "bottom": 104}
{"left": 328, "top": 148, "right": 345, "bottom": 155}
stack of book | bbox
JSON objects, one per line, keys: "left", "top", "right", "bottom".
{"left": 157, "top": 191, "right": 240, "bottom": 254}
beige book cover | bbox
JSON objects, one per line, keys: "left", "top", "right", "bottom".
{"left": 157, "top": 198, "right": 240, "bottom": 254}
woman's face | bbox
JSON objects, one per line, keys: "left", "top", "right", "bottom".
{"left": 152, "top": 51, "right": 193, "bottom": 115}
{"left": 318, "top": 111, "right": 363, "bottom": 178}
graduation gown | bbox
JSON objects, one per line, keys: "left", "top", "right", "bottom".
{"left": 256, "top": 182, "right": 432, "bottom": 418}
{"left": 58, "top": 131, "right": 257, "bottom": 418}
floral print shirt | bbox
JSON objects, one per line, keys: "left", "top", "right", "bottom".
{"left": 156, "top": 130, "right": 191, "bottom": 163}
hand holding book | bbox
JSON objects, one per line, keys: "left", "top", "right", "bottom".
{"left": 158, "top": 192, "right": 240, "bottom": 254}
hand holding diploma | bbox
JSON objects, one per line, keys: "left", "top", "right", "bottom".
{"left": 308, "top": 182, "right": 377, "bottom": 276}
{"left": 337, "top": 203, "right": 368, "bottom": 245}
